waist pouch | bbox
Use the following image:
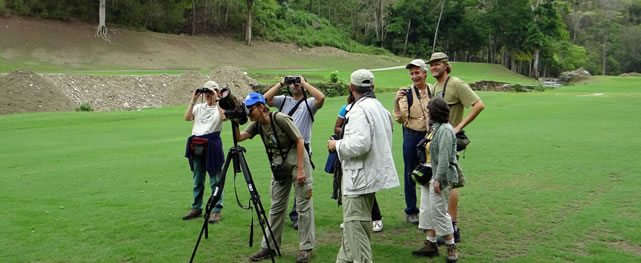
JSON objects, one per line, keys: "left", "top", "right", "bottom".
{"left": 190, "top": 137, "right": 209, "bottom": 156}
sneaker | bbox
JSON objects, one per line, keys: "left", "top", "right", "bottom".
{"left": 446, "top": 243, "right": 459, "bottom": 262}
{"left": 208, "top": 212, "right": 222, "bottom": 224}
{"left": 182, "top": 209, "right": 202, "bottom": 220}
{"left": 340, "top": 223, "right": 344, "bottom": 229}
{"left": 292, "top": 220, "right": 299, "bottom": 230}
{"left": 372, "top": 220, "right": 383, "bottom": 232}
{"left": 406, "top": 214, "right": 419, "bottom": 224}
{"left": 250, "top": 248, "right": 276, "bottom": 262}
{"left": 411, "top": 240, "right": 439, "bottom": 257}
{"left": 295, "top": 249, "right": 313, "bottom": 263}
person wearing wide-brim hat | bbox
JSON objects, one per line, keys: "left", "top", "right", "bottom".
{"left": 416, "top": 51, "right": 485, "bottom": 255}
{"left": 236, "top": 92, "right": 316, "bottom": 263}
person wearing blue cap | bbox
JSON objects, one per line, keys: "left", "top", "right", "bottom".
{"left": 235, "top": 92, "right": 315, "bottom": 263}
{"left": 328, "top": 69, "right": 399, "bottom": 263}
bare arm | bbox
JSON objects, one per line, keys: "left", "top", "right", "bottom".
{"left": 184, "top": 90, "right": 200, "bottom": 121}
{"left": 454, "top": 100, "right": 485, "bottom": 133}
{"left": 234, "top": 125, "right": 252, "bottom": 142}
{"left": 393, "top": 89, "right": 408, "bottom": 124}
{"left": 334, "top": 117, "right": 345, "bottom": 135}
{"left": 264, "top": 80, "right": 284, "bottom": 107}
{"left": 300, "top": 77, "right": 325, "bottom": 108}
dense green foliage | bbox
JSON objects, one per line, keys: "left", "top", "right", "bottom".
{"left": 3, "top": 0, "right": 641, "bottom": 76}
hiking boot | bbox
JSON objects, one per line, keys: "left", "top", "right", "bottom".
{"left": 295, "top": 249, "right": 313, "bottom": 263}
{"left": 250, "top": 248, "right": 276, "bottom": 262}
{"left": 208, "top": 212, "right": 222, "bottom": 224}
{"left": 446, "top": 243, "right": 459, "bottom": 263}
{"left": 411, "top": 240, "right": 439, "bottom": 257}
{"left": 182, "top": 209, "right": 202, "bottom": 220}
{"left": 406, "top": 214, "right": 419, "bottom": 224}
{"left": 372, "top": 220, "right": 383, "bottom": 232}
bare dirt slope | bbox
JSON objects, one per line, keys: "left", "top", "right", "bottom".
{"left": 0, "top": 67, "right": 257, "bottom": 114}
{"left": 0, "top": 16, "right": 401, "bottom": 114}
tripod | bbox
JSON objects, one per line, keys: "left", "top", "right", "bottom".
{"left": 189, "top": 121, "right": 281, "bottom": 263}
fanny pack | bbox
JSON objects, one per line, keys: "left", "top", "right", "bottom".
{"left": 190, "top": 137, "right": 209, "bottom": 156}
{"left": 456, "top": 130, "right": 470, "bottom": 152}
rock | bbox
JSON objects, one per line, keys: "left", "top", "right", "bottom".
{"left": 559, "top": 68, "right": 591, "bottom": 83}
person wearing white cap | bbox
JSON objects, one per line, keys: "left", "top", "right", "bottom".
{"left": 426, "top": 51, "right": 485, "bottom": 245}
{"left": 236, "top": 92, "right": 316, "bottom": 263}
{"left": 393, "top": 58, "right": 432, "bottom": 224}
{"left": 328, "top": 69, "right": 400, "bottom": 263}
{"left": 182, "top": 80, "right": 227, "bottom": 223}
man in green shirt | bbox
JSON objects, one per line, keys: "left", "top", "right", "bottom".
{"left": 428, "top": 52, "right": 485, "bottom": 243}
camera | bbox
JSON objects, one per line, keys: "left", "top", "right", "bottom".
{"left": 195, "top": 87, "right": 213, "bottom": 94}
{"left": 218, "top": 88, "right": 249, "bottom": 125}
{"left": 283, "top": 76, "right": 301, "bottom": 84}
{"left": 270, "top": 163, "right": 288, "bottom": 182}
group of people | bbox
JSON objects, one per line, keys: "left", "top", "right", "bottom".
{"left": 181, "top": 51, "right": 485, "bottom": 263}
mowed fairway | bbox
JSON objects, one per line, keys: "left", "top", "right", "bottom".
{"left": 1, "top": 76, "right": 640, "bottom": 262}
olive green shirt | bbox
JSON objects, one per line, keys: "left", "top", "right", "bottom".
{"left": 244, "top": 112, "right": 303, "bottom": 167}
{"left": 431, "top": 76, "right": 480, "bottom": 127}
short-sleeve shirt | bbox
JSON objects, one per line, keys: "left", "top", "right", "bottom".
{"left": 243, "top": 112, "right": 303, "bottom": 166}
{"left": 191, "top": 103, "right": 223, "bottom": 136}
{"left": 431, "top": 76, "right": 480, "bottom": 127}
{"left": 272, "top": 95, "right": 317, "bottom": 144}
{"left": 338, "top": 104, "right": 348, "bottom": 119}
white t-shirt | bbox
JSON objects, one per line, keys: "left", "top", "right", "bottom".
{"left": 272, "top": 95, "right": 317, "bottom": 144}
{"left": 191, "top": 103, "right": 223, "bottom": 136}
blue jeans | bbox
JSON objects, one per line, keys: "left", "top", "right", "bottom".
{"left": 402, "top": 128, "right": 425, "bottom": 215}
{"left": 191, "top": 154, "right": 223, "bottom": 212}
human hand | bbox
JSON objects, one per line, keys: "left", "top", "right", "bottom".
{"left": 433, "top": 180, "right": 441, "bottom": 194}
{"left": 395, "top": 89, "right": 407, "bottom": 102}
{"left": 327, "top": 139, "right": 337, "bottom": 152}
{"left": 296, "top": 170, "right": 305, "bottom": 185}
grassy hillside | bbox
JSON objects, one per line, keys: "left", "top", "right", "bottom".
{"left": 1, "top": 77, "right": 640, "bottom": 262}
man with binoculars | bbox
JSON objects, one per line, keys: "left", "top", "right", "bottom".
{"left": 263, "top": 75, "right": 325, "bottom": 230}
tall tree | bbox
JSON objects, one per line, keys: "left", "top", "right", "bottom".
{"left": 246, "top": 0, "right": 254, "bottom": 45}
{"left": 96, "top": 0, "right": 109, "bottom": 41}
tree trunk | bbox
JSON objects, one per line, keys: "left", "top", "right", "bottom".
{"left": 191, "top": 0, "right": 196, "bottom": 35}
{"left": 432, "top": 0, "right": 447, "bottom": 53}
{"left": 96, "top": 0, "right": 109, "bottom": 42}
{"left": 245, "top": 0, "right": 254, "bottom": 45}
{"left": 403, "top": 18, "right": 411, "bottom": 56}
{"left": 602, "top": 34, "right": 608, "bottom": 75}
{"left": 533, "top": 48, "right": 540, "bottom": 79}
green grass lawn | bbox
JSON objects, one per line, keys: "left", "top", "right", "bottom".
{"left": 1, "top": 76, "right": 640, "bottom": 262}
{"left": 249, "top": 62, "right": 539, "bottom": 91}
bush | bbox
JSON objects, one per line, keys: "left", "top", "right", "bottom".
{"left": 75, "top": 102, "right": 94, "bottom": 112}
{"left": 329, "top": 71, "right": 339, "bottom": 83}
{"left": 0, "top": 0, "right": 6, "bottom": 16}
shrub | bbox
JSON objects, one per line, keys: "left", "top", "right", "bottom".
{"left": 0, "top": 0, "right": 6, "bottom": 16}
{"left": 329, "top": 71, "right": 339, "bottom": 83}
{"left": 76, "top": 102, "right": 94, "bottom": 112}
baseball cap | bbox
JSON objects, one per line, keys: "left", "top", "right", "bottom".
{"left": 405, "top": 59, "right": 427, "bottom": 71}
{"left": 350, "top": 69, "right": 374, "bottom": 87}
{"left": 427, "top": 52, "right": 448, "bottom": 64}
{"left": 244, "top": 92, "right": 266, "bottom": 107}
{"left": 202, "top": 80, "right": 220, "bottom": 91}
